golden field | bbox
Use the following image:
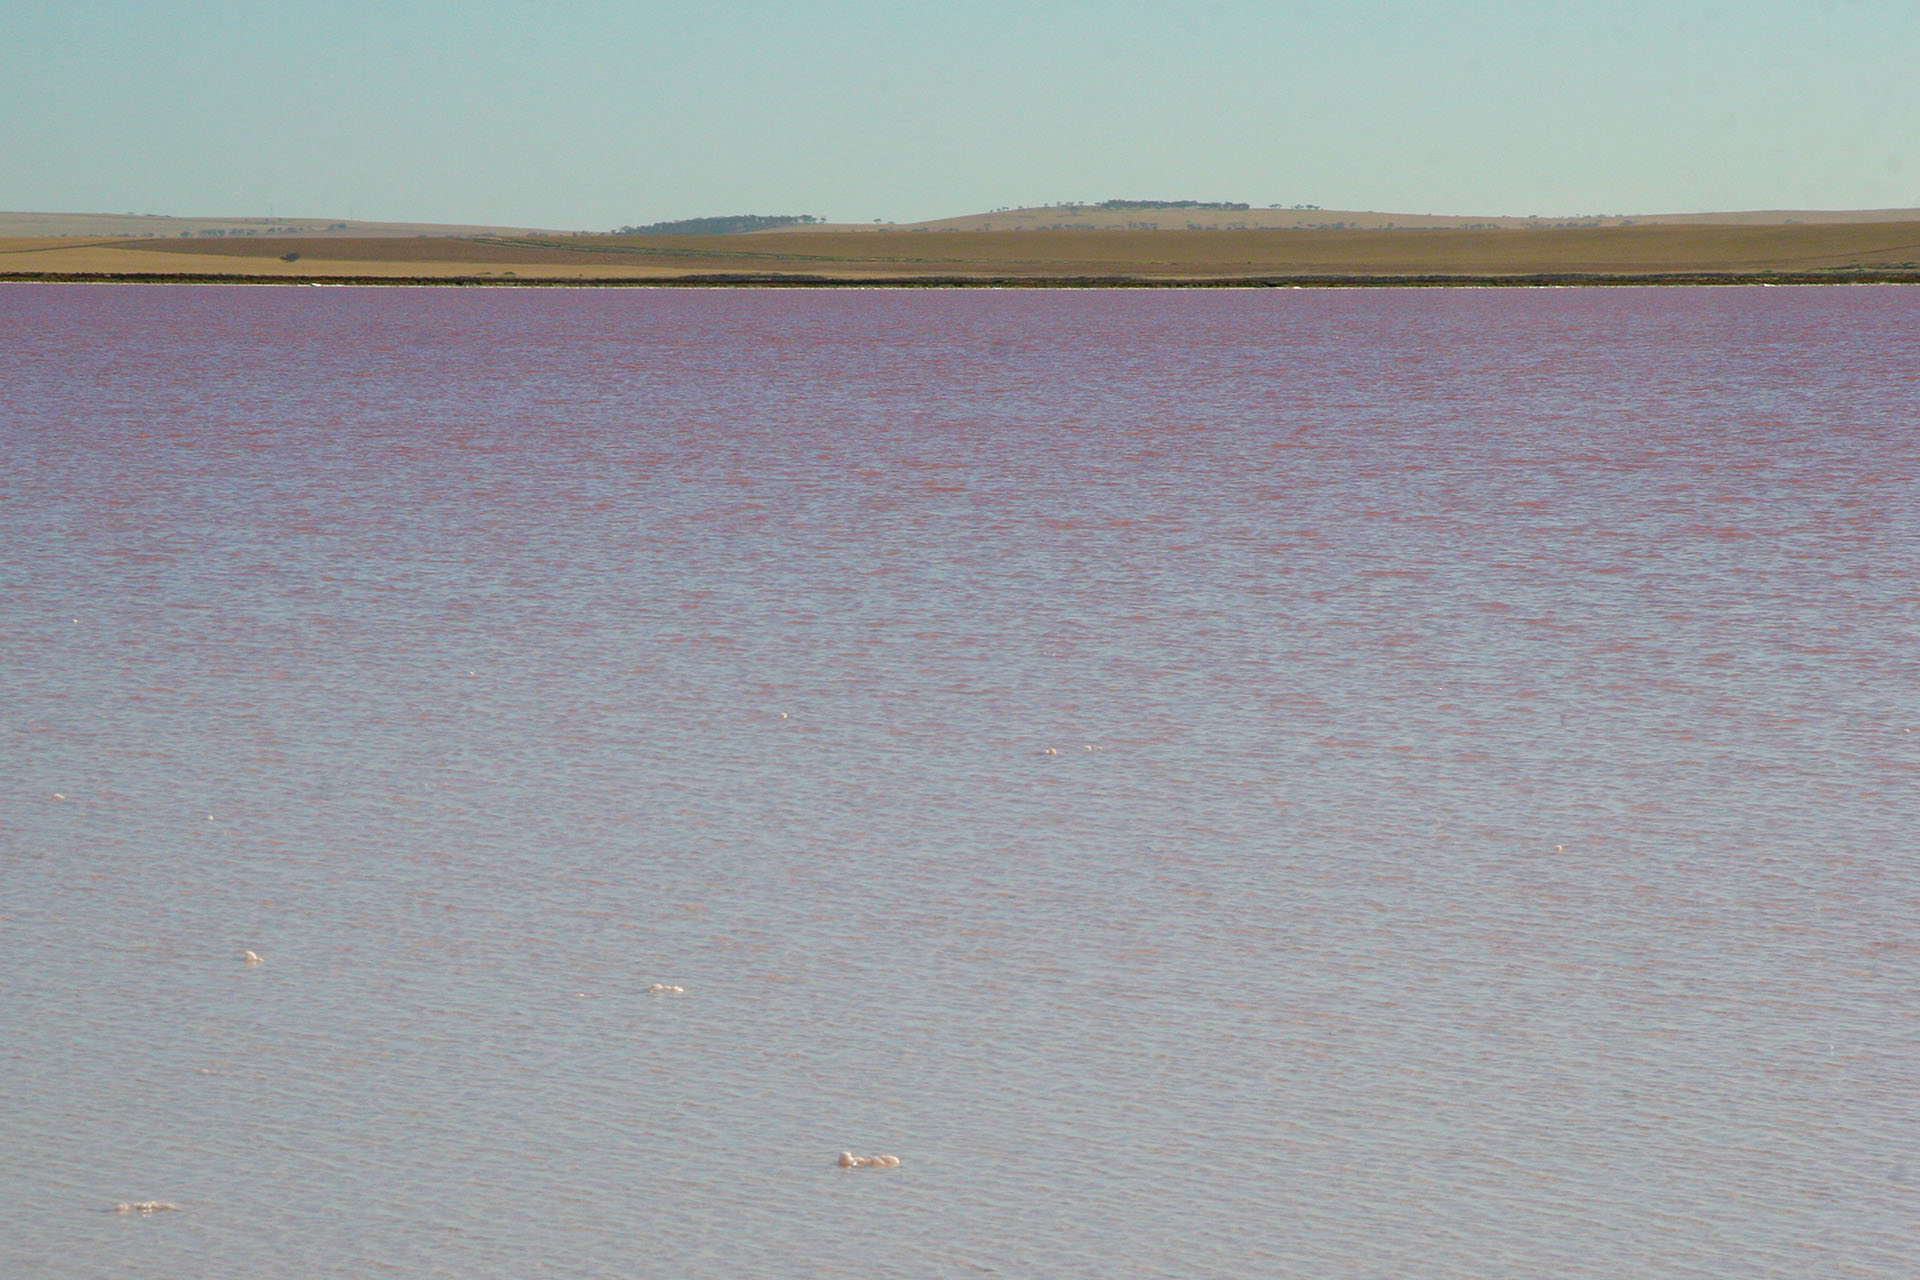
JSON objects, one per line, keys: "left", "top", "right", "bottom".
{"left": 6, "top": 220, "right": 1920, "bottom": 284}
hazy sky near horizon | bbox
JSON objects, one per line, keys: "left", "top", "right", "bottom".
{"left": 5, "top": 0, "right": 1917, "bottom": 227}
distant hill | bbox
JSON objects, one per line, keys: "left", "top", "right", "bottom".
{"left": 615, "top": 214, "right": 822, "bottom": 236}
{"left": 0, "top": 211, "right": 567, "bottom": 238}
{"left": 9, "top": 203, "right": 1919, "bottom": 246}
{"left": 879, "top": 203, "right": 1920, "bottom": 233}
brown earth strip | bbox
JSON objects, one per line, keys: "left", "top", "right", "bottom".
{"left": 6, "top": 223, "right": 1920, "bottom": 284}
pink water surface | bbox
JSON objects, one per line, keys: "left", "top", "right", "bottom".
{"left": 3, "top": 283, "right": 1917, "bottom": 1278}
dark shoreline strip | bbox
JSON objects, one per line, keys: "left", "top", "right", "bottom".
{"left": 6, "top": 270, "right": 1920, "bottom": 288}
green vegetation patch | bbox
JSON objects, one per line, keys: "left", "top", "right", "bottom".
{"left": 613, "top": 214, "right": 822, "bottom": 236}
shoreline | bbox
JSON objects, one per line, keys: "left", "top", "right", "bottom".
{"left": 7, "top": 221, "right": 1919, "bottom": 288}
{"left": 6, "top": 269, "right": 1920, "bottom": 288}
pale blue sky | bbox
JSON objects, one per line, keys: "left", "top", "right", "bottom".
{"left": 5, "top": 0, "right": 1916, "bottom": 227}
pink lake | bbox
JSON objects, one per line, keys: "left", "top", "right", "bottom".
{"left": 3, "top": 282, "right": 1916, "bottom": 1278}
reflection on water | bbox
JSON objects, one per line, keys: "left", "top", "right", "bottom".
{"left": 2, "top": 283, "right": 1916, "bottom": 1277}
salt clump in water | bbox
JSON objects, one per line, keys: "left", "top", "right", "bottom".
{"left": 837, "top": 1152, "right": 901, "bottom": 1169}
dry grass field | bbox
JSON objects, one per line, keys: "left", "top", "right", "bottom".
{"left": 6, "top": 221, "right": 1920, "bottom": 284}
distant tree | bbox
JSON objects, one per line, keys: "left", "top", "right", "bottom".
{"left": 615, "top": 213, "right": 821, "bottom": 235}
{"left": 1096, "top": 199, "right": 1249, "bottom": 211}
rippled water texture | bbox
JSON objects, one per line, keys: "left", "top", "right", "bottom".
{"left": 3, "top": 283, "right": 1917, "bottom": 1277}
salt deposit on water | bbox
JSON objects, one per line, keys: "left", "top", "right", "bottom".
{"left": 1, "top": 283, "right": 1916, "bottom": 1278}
